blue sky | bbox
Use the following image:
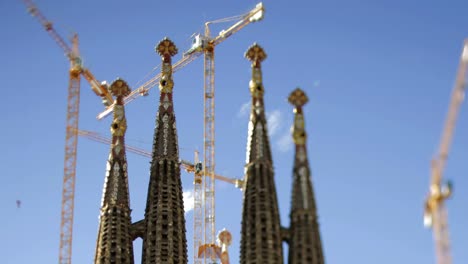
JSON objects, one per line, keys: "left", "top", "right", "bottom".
{"left": 1, "top": 0, "right": 468, "bottom": 263}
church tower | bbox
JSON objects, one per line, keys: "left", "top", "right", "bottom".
{"left": 240, "top": 43, "right": 284, "bottom": 264}
{"left": 141, "top": 38, "right": 188, "bottom": 264}
{"left": 94, "top": 79, "right": 135, "bottom": 263}
{"left": 287, "top": 88, "right": 325, "bottom": 264}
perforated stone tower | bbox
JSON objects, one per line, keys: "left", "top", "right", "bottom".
{"left": 94, "top": 79, "right": 135, "bottom": 264}
{"left": 141, "top": 38, "right": 188, "bottom": 264}
{"left": 287, "top": 88, "right": 325, "bottom": 264}
{"left": 240, "top": 43, "right": 284, "bottom": 264}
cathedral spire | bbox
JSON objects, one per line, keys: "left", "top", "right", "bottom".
{"left": 94, "top": 79, "right": 134, "bottom": 264}
{"left": 287, "top": 88, "right": 325, "bottom": 264}
{"left": 141, "top": 37, "right": 188, "bottom": 264}
{"left": 240, "top": 43, "right": 283, "bottom": 264}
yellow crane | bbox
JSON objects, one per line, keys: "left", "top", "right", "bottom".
{"left": 95, "top": 3, "right": 264, "bottom": 120}
{"left": 95, "top": 4, "right": 264, "bottom": 264}
{"left": 194, "top": 6, "right": 264, "bottom": 263}
{"left": 424, "top": 39, "right": 468, "bottom": 264}
{"left": 20, "top": 1, "right": 114, "bottom": 263}
{"left": 77, "top": 129, "right": 243, "bottom": 187}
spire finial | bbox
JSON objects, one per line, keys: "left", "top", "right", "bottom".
{"left": 288, "top": 88, "right": 308, "bottom": 108}
{"left": 245, "top": 43, "right": 267, "bottom": 65}
{"left": 109, "top": 78, "right": 131, "bottom": 98}
{"left": 156, "top": 37, "right": 178, "bottom": 58}
{"left": 109, "top": 78, "right": 131, "bottom": 137}
{"left": 246, "top": 43, "right": 267, "bottom": 98}
{"left": 289, "top": 88, "right": 308, "bottom": 145}
{"left": 156, "top": 37, "right": 177, "bottom": 93}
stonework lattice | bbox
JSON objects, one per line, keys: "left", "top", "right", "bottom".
{"left": 94, "top": 79, "right": 134, "bottom": 264}
{"left": 240, "top": 43, "right": 284, "bottom": 264}
{"left": 141, "top": 38, "right": 188, "bottom": 264}
{"left": 287, "top": 88, "right": 325, "bottom": 264}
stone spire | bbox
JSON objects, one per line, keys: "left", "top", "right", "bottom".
{"left": 94, "top": 79, "right": 135, "bottom": 264}
{"left": 287, "top": 88, "right": 325, "bottom": 264}
{"left": 141, "top": 38, "right": 188, "bottom": 264}
{"left": 240, "top": 43, "right": 283, "bottom": 264}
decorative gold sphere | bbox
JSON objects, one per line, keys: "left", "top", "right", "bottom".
{"left": 288, "top": 88, "right": 309, "bottom": 108}
{"left": 245, "top": 43, "right": 267, "bottom": 63}
{"left": 156, "top": 37, "right": 178, "bottom": 57}
{"left": 110, "top": 79, "right": 131, "bottom": 97}
{"left": 217, "top": 229, "right": 233, "bottom": 246}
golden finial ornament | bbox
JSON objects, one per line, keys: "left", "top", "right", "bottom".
{"left": 109, "top": 78, "right": 130, "bottom": 136}
{"left": 288, "top": 88, "right": 309, "bottom": 109}
{"left": 156, "top": 37, "right": 178, "bottom": 58}
{"left": 110, "top": 78, "right": 131, "bottom": 98}
{"left": 245, "top": 43, "right": 267, "bottom": 98}
{"left": 245, "top": 42, "right": 267, "bottom": 64}
{"left": 289, "top": 88, "right": 308, "bottom": 145}
{"left": 156, "top": 37, "right": 177, "bottom": 93}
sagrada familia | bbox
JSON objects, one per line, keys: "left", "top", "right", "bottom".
{"left": 93, "top": 38, "right": 325, "bottom": 264}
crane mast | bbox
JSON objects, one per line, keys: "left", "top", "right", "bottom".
{"left": 203, "top": 38, "right": 217, "bottom": 263}
{"left": 197, "top": 4, "right": 264, "bottom": 263}
{"left": 20, "top": 1, "right": 114, "bottom": 263}
{"left": 424, "top": 39, "right": 468, "bottom": 264}
{"left": 60, "top": 36, "right": 81, "bottom": 264}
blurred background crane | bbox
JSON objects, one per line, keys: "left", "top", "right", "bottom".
{"left": 20, "top": 1, "right": 114, "bottom": 263}
{"left": 424, "top": 39, "right": 468, "bottom": 264}
{"left": 188, "top": 5, "right": 264, "bottom": 263}
{"left": 77, "top": 129, "right": 243, "bottom": 188}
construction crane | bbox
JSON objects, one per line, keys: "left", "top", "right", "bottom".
{"left": 21, "top": 1, "right": 113, "bottom": 106}
{"left": 95, "top": 3, "right": 264, "bottom": 264}
{"left": 77, "top": 129, "right": 244, "bottom": 188}
{"left": 20, "top": 1, "right": 114, "bottom": 263}
{"left": 196, "top": 6, "right": 264, "bottom": 263}
{"left": 423, "top": 39, "right": 468, "bottom": 264}
{"left": 95, "top": 3, "right": 264, "bottom": 120}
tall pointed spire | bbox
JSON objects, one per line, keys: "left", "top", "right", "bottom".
{"left": 141, "top": 37, "right": 188, "bottom": 264}
{"left": 240, "top": 43, "right": 283, "bottom": 264}
{"left": 287, "top": 88, "right": 325, "bottom": 264}
{"left": 94, "top": 79, "right": 135, "bottom": 264}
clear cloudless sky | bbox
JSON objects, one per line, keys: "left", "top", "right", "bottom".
{"left": 1, "top": 0, "right": 468, "bottom": 263}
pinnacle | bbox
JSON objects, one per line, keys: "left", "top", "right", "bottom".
{"left": 245, "top": 43, "right": 267, "bottom": 64}
{"left": 156, "top": 37, "right": 178, "bottom": 57}
{"left": 110, "top": 78, "right": 131, "bottom": 98}
{"left": 288, "top": 88, "right": 309, "bottom": 108}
